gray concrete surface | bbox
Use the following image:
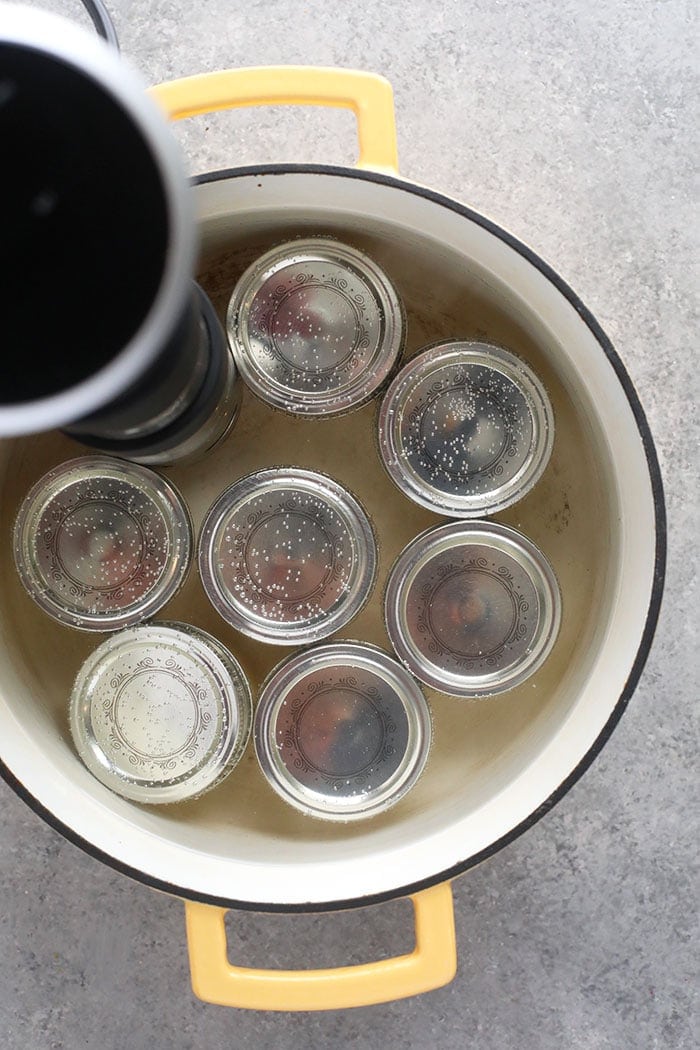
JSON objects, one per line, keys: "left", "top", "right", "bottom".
{"left": 1, "top": 1, "right": 698, "bottom": 1047}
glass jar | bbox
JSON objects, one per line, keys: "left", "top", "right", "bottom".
{"left": 198, "top": 467, "right": 377, "bottom": 645}
{"left": 254, "top": 641, "right": 431, "bottom": 821}
{"left": 378, "top": 340, "right": 554, "bottom": 517}
{"left": 385, "top": 520, "right": 561, "bottom": 697}
{"left": 227, "top": 238, "right": 405, "bottom": 415}
{"left": 13, "top": 455, "right": 192, "bottom": 630}
{"left": 69, "top": 621, "right": 252, "bottom": 803}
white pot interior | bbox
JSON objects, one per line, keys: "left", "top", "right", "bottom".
{"left": 0, "top": 172, "right": 658, "bottom": 907}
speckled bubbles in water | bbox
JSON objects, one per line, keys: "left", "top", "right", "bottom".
{"left": 378, "top": 341, "right": 554, "bottom": 517}
{"left": 254, "top": 642, "right": 432, "bottom": 821}
{"left": 227, "top": 238, "right": 405, "bottom": 415}
{"left": 198, "top": 468, "right": 377, "bottom": 645}
{"left": 13, "top": 456, "right": 192, "bottom": 630}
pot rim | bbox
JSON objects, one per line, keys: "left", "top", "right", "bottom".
{"left": 0, "top": 163, "right": 666, "bottom": 913}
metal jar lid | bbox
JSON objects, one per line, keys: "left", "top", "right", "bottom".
{"left": 13, "top": 456, "right": 192, "bottom": 630}
{"left": 198, "top": 468, "right": 377, "bottom": 645}
{"left": 385, "top": 521, "right": 561, "bottom": 697}
{"left": 254, "top": 642, "right": 432, "bottom": 821}
{"left": 69, "top": 621, "right": 253, "bottom": 804}
{"left": 226, "top": 238, "right": 405, "bottom": 415}
{"left": 378, "top": 341, "right": 554, "bottom": 517}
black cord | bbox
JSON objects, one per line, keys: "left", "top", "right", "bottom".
{"left": 79, "top": 0, "right": 120, "bottom": 51}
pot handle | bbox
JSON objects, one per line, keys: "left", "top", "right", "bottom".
{"left": 183, "top": 882, "right": 456, "bottom": 1010}
{"left": 149, "top": 67, "right": 399, "bottom": 174}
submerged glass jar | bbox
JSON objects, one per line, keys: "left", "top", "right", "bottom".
{"left": 384, "top": 520, "right": 562, "bottom": 698}
{"left": 254, "top": 641, "right": 432, "bottom": 821}
{"left": 13, "top": 456, "right": 192, "bottom": 630}
{"left": 198, "top": 467, "right": 377, "bottom": 645}
{"left": 227, "top": 238, "right": 405, "bottom": 416}
{"left": 70, "top": 621, "right": 253, "bottom": 804}
{"left": 378, "top": 340, "right": 554, "bottom": 517}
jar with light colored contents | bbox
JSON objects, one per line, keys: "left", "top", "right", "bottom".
{"left": 70, "top": 621, "right": 253, "bottom": 804}
{"left": 198, "top": 467, "right": 377, "bottom": 645}
{"left": 254, "top": 642, "right": 432, "bottom": 821}
{"left": 13, "top": 456, "right": 192, "bottom": 630}
{"left": 227, "top": 238, "right": 405, "bottom": 416}
{"left": 385, "top": 520, "right": 562, "bottom": 698}
{"left": 378, "top": 340, "right": 554, "bottom": 517}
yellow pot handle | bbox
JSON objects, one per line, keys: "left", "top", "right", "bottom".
{"left": 184, "top": 882, "right": 456, "bottom": 1010}
{"left": 149, "top": 66, "right": 399, "bottom": 174}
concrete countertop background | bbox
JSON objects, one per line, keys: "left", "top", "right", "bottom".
{"left": 1, "top": 1, "right": 697, "bottom": 1046}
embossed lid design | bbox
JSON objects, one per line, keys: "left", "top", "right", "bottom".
{"left": 70, "top": 621, "right": 253, "bottom": 803}
{"left": 198, "top": 468, "right": 377, "bottom": 645}
{"left": 385, "top": 521, "right": 561, "bottom": 697}
{"left": 254, "top": 642, "right": 432, "bottom": 821}
{"left": 13, "top": 456, "right": 192, "bottom": 631}
{"left": 378, "top": 341, "right": 554, "bottom": 517}
{"left": 226, "top": 238, "right": 404, "bottom": 415}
